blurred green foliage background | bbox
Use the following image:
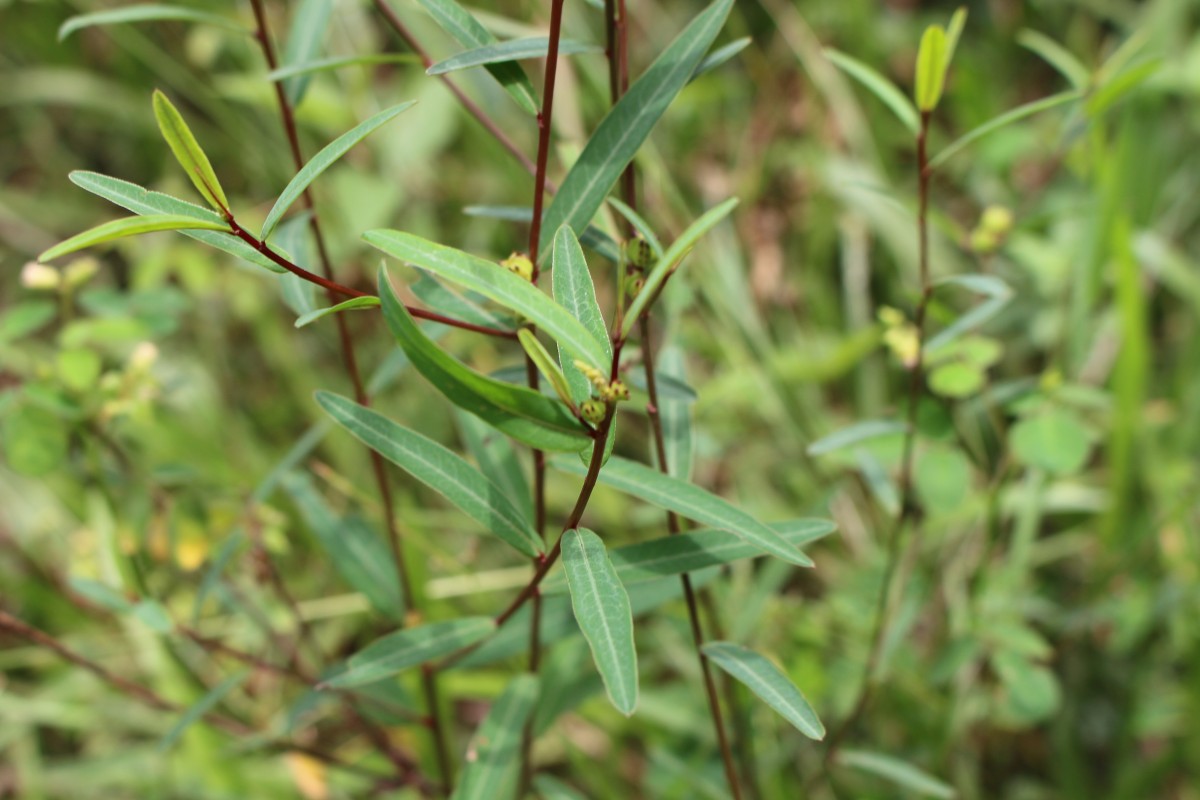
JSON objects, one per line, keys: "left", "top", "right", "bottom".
{"left": 2, "top": 0, "right": 1200, "bottom": 798}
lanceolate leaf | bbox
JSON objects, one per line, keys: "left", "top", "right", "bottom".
{"left": 655, "top": 346, "right": 693, "bottom": 481}
{"left": 152, "top": 90, "right": 229, "bottom": 212}
{"left": 552, "top": 225, "right": 611, "bottom": 404}
{"left": 544, "top": 519, "right": 834, "bottom": 593}
{"left": 538, "top": 0, "right": 736, "bottom": 260}
{"left": 691, "top": 36, "right": 752, "bottom": 82}
{"left": 325, "top": 617, "right": 496, "bottom": 688}
{"left": 39, "top": 215, "right": 228, "bottom": 262}
{"left": 928, "top": 90, "right": 1082, "bottom": 170}
{"left": 823, "top": 49, "right": 920, "bottom": 135}
{"left": 455, "top": 410, "right": 532, "bottom": 524}
{"left": 702, "top": 642, "right": 825, "bottom": 740}
{"left": 58, "top": 4, "right": 246, "bottom": 41}
{"left": 262, "top": 102, "right": 416, "bottom": 241}
{"left": 621, "top": 198, "right": 740, "bottom": 337}
{"left": 914, "top": 25, "right": 948, "bottom": 112}
{"left": 837, "top": 750, "right": 956, "bottom": 799}
{"left": 267, "top": 54, "right": 423, "bottom": 82}
{"left": 427, "top": 37, "right": 599, "bottom": 75}
{"left": 518, "top": 329, "right": 575, "bottom": 407}
{"left": 562, "top": 529, "right": 638, "bottom": 715}
{"left": 68, "top": 171, "right": 285, "bottom": 274}
{"left": 316, "top": 391, "right": 543, "bottom": 557}
{"left": 294, "top": 296, "right": 380, "bottom": 328}
{"left": 606, "top": 198, "right": 663, "bottom": 258}
{"left": 378, "top": 270, "right": 590, "bottom": 451}
{"left": 807, "top": 419, "right": 906, "bottom": 456}
{"left": 1017, "top": 30, "right": 1089, "bottom": 90}
{"left": 365, "top": 230, "right": 609, "bottom": 373}
{"left": 452, "top": 675, "right": 540, "bottom": 800}
{"left": 281, "top": 0, "right": 332, "bottom": 105}
{"left": 551, "top": 456, "right": 811, "bottom": 567}
{"left": 415, "top": 0, "right": 538, "bottom": 115}
{"left": 159, "top": 669, "right": 250, "bottom": 751}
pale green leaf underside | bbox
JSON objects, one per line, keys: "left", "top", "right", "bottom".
{"left": 59, "top": 4, "right": 247, "bottom": 41}
{"left": 316, "top": 391, "right": 543, "bottom": 557}
{"left": 702, "top": 641, "right": 825, "bottom": 740}
{"left": 562, "top": 529, "right": 638, "bottom": 715}
{"left": 552, "top": 225, "right": 611, "bottom": 405}
{"left": 39, "top": 214, "right": 228, "bottom": 262}
{"left": 267, "top": 54, "right": 423, "bottom": 82}
{"left": 295, "top": 296, "right": 381, "bottom": 328}
{"left": 551, "top": 456, "right": 811, "bottom": 567}
{"left": 326, "top": 617, "right": 496, "bottom": 688}
{"left": 427, "top": 37, "right": 600, "bottom": 75}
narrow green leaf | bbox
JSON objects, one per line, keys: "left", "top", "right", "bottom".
{"left": 455, "top": 410, "right": 532, "bottom": 524}
{"left": 562, "top": 529, "right": 638, "bottom": 715}
{"left": 551, "top": 456, "right": 811, "bottom": 567}
{"left": 914, "top": 25, "right": 947, "bottom": 112}
{"left": 824, "top": 49, "right": 920, "bottom": 135}
{"left": 690, "top": 36, "right": 752, "bottom": 82}
{"left": 544, "top": 519, "right": 835, "bottom": 593}
{"left": 606, "top": 198, "right": 664, "bottom": 258}
{"left": 411, "top": 273, "right": 517, "bottom": 330}
{"left": 552, "top": 225, "right": 611, "bottom": 405}
{"left": 267, "top": 54, "right": 423, "bottom": 82}
{"left": 655, "top": 346, "right": 693, "bottom": 480}
{"left": 365, "top": 230, "right": 609, "bottom": 373}
{"left": 943, "top": 8, "right": 968, "bottom": 71}
{"left": 837, "top": 750, "right": 956, "bottom": 799}
{"left": 295, "top": 296, "right": 380, "bottom": 328}
{"left": 262, "top": 102, "right": 416, "bottom": 241}
{"left": 926, "top": 274, "right": 1013, "bottom": 351}
{"left": 538, "top": 0, "right": 735, "bottom": 260}
{"left": 452, "top": 675, "right": 540, "bottom": 800}
{"left": 1017, "top": 29, "right": 1089, "bottom": 90}
{"left": 68, "top": 171, "right": 285, "bottom": 274}
{"left": 625, "top": 368, "right": 697, "bottom": 403}
{"left": 807, "top": 419, "right": 906, "bottom": 456}
{"left": 463, "top": 205, "right": 621, "bottom": 263}
{"left": 325, "top": 617, "right": 496, "bottom": 688}
{"left": 281, "top": 472, "right": 404, "bottom": 619}
{"left": 702, "top": 642, "right": 824, "bottom": 739}
{"left": 316, "top": 391, "right": 543, "bottom": 557}
{"left": 533, "top": 775, "right": 589, "bottom": 800}
{"left": 281, "top": 0, "right": 332, "bottom": 105}
{"left": 58, "top": 4, "right": 246, "bottom": 41}
{"left": 518, "top": 329, "right": 575, "bottom": 408}
{"left": 928, "top": 90, "right": 1082, "bottom": 170}
{"left": 415, "top": 0, "right": 538, "bottom": 115}
{"left": 1087, "top": 58, "right": 1161, "bottom": 118}
{"left": 379, "top": 269, "right": 590, "bottom": 451}
{"left": 39, "top": 215, "right": 228, "bottom": 262}
{"left": 428, "top": 37, "right": 599, "bottom": 75}
{"left": 159, "top": 670, "right": 250, "bottom": 751}
{"left": 621, "top": 198, "right": 739, "bottom": 337}
{"left": 152, "top": 90, "right": 229, "bottom": 212}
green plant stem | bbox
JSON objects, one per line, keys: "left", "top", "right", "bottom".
{"left": 371, "top": 0, "right": 538, "bottom": 179}
{"left": 822, "top": 110, "right": 934, "bottom": 767}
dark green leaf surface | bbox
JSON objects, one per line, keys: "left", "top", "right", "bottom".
{"left": 702, "top": 642, "right": 825, "bottom": 739}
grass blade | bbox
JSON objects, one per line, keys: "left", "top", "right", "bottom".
{"left": 59, "top": 4, "right": 246, "bottom": 41}
{"left": 281, "top": 0, "right": 332, "bottom": 105}
{"left": 159, "top": 670, "right": 250, "bottom": 751}
{"left": 562, "top": 529, "right": 638, "bottom": 715}
{"left": 691, "top": 36, "right": 752, "bottom": 82}
{"left": 325, "top": 617, "right": 497, "bottom": 688}
{"left": 1017, "top": 29, "right": 1090, "bottom": 90}
{"left": 837, "top": 750, "right": 956, "bottom": 799}
{"left": 261, "top": 101, "right": 416, "bottom": 241}
{"left": 452, "top": 675, "right": 541, "bottom": 800}
{"left": 267, "top": 53, "right": 423, "bottom": 82}
{"left": 39, "top": 214, "right": 228, "bottom": 262}
{"left": 702, "top": 642, "right": 824, "bottom": 739}
{"left": 807, "top": 419, "right": 906, "bottom": 456}
{"left": 316, "top": 391, "right": 544, "bottom": 557}
{"left": 427, "top": 37, "right": 599, "bottom": 75}
{"left": 928, "top": 90, "right": 1082, "bottom": 170}
{"left": 823, "top": 48, "right": 920, "bottom": 135}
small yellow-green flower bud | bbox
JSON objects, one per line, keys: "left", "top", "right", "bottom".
{"left": 573, "top": 359, "right": 608, "bottom": 389}
{"left": 63, "top": 257, "right": 99, "bottom": 290}
{"left": 980, "top": 205, "right": 1014, "bottom": 236}
{"left": 500, "top": 252, "right": 534, "bottom": 281}
{"left": 624, "top": 237, "right": 653, "bottom": 270}
{"left": 581, "top": 399, "right": 606, "bottom": 425}
{"left": 609, "top": 380, "right": 629, "bottom": 401}
{"left": 969, "top": 228, "right": 999, "bottom": 255}
{"left": 21, "top": 261, "right": 60, "bottom": 291}
{"left": 877, "top": 306, "right": 905, "bottom": 327}
{"left": 626, "top": 276, "right": 645, "bottom": 298}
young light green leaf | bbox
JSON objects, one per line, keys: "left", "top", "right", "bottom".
{"left": 807, "top": 419, "right": 906, "bottom": 456}
{"left": 452, "top": 675, "right": 541, "bottom": 800}
{"left": 267, "top": 53, "right": 423, "bottom": 82}
{"left": 690, "top": 36, "right": 752, "bottom": 82}
{"left": 914, "top": 25, "right": 948, "bottom": 112}
{"left": 824, "top": 49, "right": 920, "bottom": 135}
{"left": 538, "top": 0, "right": 735, "bottom": 260}
{"left": 552, "top": 225, "right": 611, "bottom": 405}
{"left": 378, "top": 271, "right": 590, "bottom": 451}
{"left": 606, "top": 198, "right": 664, "bottom": 258}
{"left": 562, "top": 529, "right": 638, "bottom": 715}
{"left": 655, "top": 346, "right": 693, "bottom": 480}
{"left": 294, "top": 296, "right": 380, "bottom": 328}
{"left": 365, "top": 230, "right": 609, "bottom": 372}
{"left": 702, "top": 642, "right": 824, "bottom": 739}
{"left": 943, "top": 8, "right": 967, "bottom": 70}
{"left": 836, "top": 750, "right": 956, "bottom": 799}
{"left": 928, "top": 89, "right": 1082, "bottom": 170}
{"left": 325, "top": 617, "right": 496, "bottom": 688}
{"left": 58, "top": 4, "right": 246, "bottom": 41}
{"left": 621, "top": 198, "right": 739, "bottom": 337}
{"left": 261, "top": 101, "right": 416, "bottom": 241}
{"left": 551, "top": 456, "right": 812, "bottom": 567}
{"left": 428, "top": 37, "right": 599, "bottom": 75}
{"left": 39, "top": 215, "right": 228, "bottom": 262}
{"left": 68, "top": 171, "right": 285, "bottom": 274}
{"left": 518, "top": 329, "right": 576, "bottom": 408}
{"left": 152, "top": 90, "right": 229, "bottom": 212}
{"left": 281, "top": 0, "right": 332, "bottom": 105}
{"left": 463, "top": 205, "right": 622, "bottom": 263}
{"left": 415, "top": 0, "right": 538, "bottom": 115}
{"left": 159, "top": 670, "right": 250, "bottom": 751}
{"left": 281, "top": 472, "right": 404, "bottom": 619}
{"left": 544, "top": 518, "right": 835, "bottom": 593}
{"left": 316, "top": 391, "right": 543, "bottom": 557}
{"left": 1017, "top": 29, "right": 1089, "bottom": 90}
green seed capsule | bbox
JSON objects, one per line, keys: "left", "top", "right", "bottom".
{"left": 624, "top": 237, "right": 652, "bottom": 270}
{"left": 581, "top": 399, "right": 607, "bottom": 425}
